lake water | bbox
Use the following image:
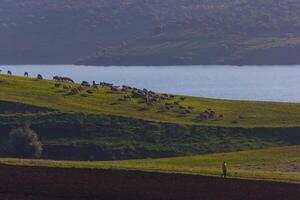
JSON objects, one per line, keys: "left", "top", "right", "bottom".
{"left": 0, "top": 65, "right": 300, "bottom": 103}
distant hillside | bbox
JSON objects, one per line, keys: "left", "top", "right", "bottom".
{"left": 79, "top": 26, "right": 300, "bottom": 65}
{"left": 1, "top": 0, "right": 300, "bottom": 65}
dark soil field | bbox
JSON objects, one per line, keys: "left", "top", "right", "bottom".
{"left": 0, "top": 165, "right": 299, "bottom": 200}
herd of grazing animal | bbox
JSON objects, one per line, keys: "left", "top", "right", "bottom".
{"left": 1, "top": 70, "right": 224, "bottom": 121}
{"left": 0, "top": 70, "right": 43, "bottom": 80}
{"left": 129, "top": 87, "right": 161, "bottom": 105}
{"left": 196, "top": 108, "right": 224, "bottom": 122}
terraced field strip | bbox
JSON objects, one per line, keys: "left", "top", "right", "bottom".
{"left": 1, "top": 145, "right": 299, "bottom": 183}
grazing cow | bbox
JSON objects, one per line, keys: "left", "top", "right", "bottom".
{"left": 197, "top": 109, "right": 217, "bottom": 122}
{"left": 53, "top": 76, "right": 61, "bottom": 81}
{"left": 69, "top": 86, "right": 84, "bottom": 95}
{"left": 81, "top": 81, "right": 90, "bottom": 87}
{"left": 7, "top": 70, "right": 12, "bottom": 75}
{"left": 203, "top": 109, "right": 215, "bottom": 119}
{"left": 53, "top": 76, "right": 74, "bottom": 83}
{"left": 37, "top": 74, "right": 43, "bottom": 80}
{"left": 62, "top": 77, "right": 74, "bottom": 83}
{"left": 24, "top": 72, "right": 29, "bottom": 77}
{"left": 198, "top": 113, "right": 208, "bottom": 121}
{"left": 100, "top": 82, "right": 113, "bottom": 87}
{"left": 110, "top": 86, "right": 120, "bottom": 91}
{"left": 122, "top": 85, "right": 131, "bottom": 91}
{"left": 0, "top": 69, "right": 2, "bottom": 74}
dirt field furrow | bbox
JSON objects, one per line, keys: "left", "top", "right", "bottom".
{"left": 0, "top": 164, "right": 299, "bottom": 200}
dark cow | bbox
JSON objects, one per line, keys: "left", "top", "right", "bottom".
{"left": 24, "top": 72, "right": 29, "bottom": 77}
{"left": 62, "top": 77, "right": 74, "bottom": 83}
{"left": 111, "top": 86, "right": 120, "bottom": 91}
{"left": 7, "top": 70, "right": 12, "bottom": 75}
{"left": 81, "top": 81, "right": 90, "bottom": 87}
{"left": 53, "top": 76, "right": 74, "bottom": 83}
{"left": 37, "top": 74, "right": 43, "bottom": 80}
{"left": 53, "top": 76, "right": 61, "bottom": 81}
{"left": 100, "top": 82, "right": 113, "bottom": 87}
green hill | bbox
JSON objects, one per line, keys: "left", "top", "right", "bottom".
{"left": 1, "top": 145, "right": 299, "bottom": 183}
{"left": 0, "top": 74, "right": 300, "bottom": 160}
{"left": 1, "top": 75, "right": 300, "bottom": 128}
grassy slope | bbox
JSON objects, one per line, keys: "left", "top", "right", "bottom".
{"left": 1, "top": 74, "right": 300, "bottom": 128}
{"left": 1, "top": 75, "right": 300, "bottom": 160}
{"left": 1, "top": 145, "right": 299, "bottom": 183}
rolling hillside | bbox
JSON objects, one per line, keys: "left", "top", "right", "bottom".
{"left": 0, "top": 74, "right": 300, "bottom": 160}
{"left": 1, "top": 74, "right": 300, "bottom": 127}
{"left": 1, "top": 0, "right": 300, "bottom": 65}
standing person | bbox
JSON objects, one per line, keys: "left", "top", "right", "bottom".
{"left": 222, "top": 161, "right": 227, "bottom": 178}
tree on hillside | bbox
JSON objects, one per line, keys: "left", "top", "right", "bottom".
{"left": 9, "top": 126, "right": 43, "bottom": 158}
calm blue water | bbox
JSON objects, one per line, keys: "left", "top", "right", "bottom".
{"left": 1, "top": 65, "right": 300, "bottom": 103}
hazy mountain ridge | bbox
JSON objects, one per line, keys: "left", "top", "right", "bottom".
{"left": 1, "top": 0, "right": 300, "bottom": 65}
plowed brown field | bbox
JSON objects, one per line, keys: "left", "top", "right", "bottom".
{"left": 0, "top": 164, "right": 299, "bottom": 200}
